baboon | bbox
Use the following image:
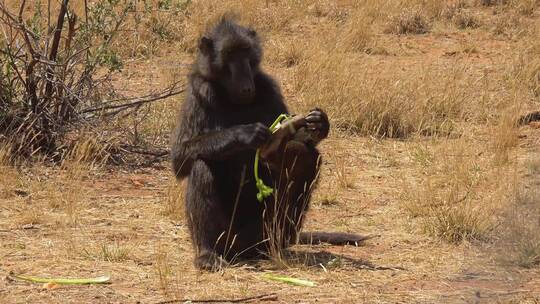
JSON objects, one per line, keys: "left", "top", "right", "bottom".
{"left": 171, "top": 17, "right": 364, "bottom": 271}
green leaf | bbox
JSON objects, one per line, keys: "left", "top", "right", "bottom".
{"left": 262, "top": 273, "right": 315, "bottom": 287}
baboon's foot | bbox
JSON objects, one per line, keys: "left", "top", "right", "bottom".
{"left": 195, "top": 251, "right": 229, "bottom": 272}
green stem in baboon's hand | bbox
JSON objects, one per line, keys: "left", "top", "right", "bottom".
{"left": 254, "top": 114, "right": 290, "bottom": 202}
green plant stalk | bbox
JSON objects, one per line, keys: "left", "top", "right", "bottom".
{"left": 254, "top": 114, "right": 290, "bottom": 202}
{"left": 262, "top": 273, "right": 315, "bottom": 287}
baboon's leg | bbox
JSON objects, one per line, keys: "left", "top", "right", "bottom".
{"left": 268, "top": 140, "right": 320, "bottom": 248}
{"left": 186, "top": 160, "right": 230, "bottom": 271}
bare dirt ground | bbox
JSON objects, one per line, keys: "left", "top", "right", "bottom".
{"left": 1, "top": 1, "right": 540, "bottom": 303}
{"left": 1, "top": 134, "right": 539, "bottom": 303}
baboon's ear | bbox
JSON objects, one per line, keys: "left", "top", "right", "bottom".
{"left": 199, "top": 37, "right": 214, "bottom": 55}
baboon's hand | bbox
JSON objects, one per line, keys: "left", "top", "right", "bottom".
{"left": 306, "top": 108, "right": 330, "bottom": 140}
{"left": 235, "top": 123, "right": 271, "bottom": 149}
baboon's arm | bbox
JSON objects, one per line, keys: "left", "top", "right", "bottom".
{"left": 171, "top": 127, "right": 246, "bottom": 179}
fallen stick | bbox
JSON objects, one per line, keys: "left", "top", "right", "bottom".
{"left": 154, "top": 293, "right": 278, "bottom": 304}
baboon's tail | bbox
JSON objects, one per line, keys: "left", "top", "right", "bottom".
{"left": 518, "top": 111, "right": 540, "bottom": 125}
{"left": 298, "top": 231, "right": 376, "bottom": 246}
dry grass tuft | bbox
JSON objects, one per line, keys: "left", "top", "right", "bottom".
{"left": 266, "top": 39, "right": 306, "bottom": 68}
{"left": 0, "top": 142, "right": 13, "bottom": 166}
{"left": 496, "top": 185, "right": 540, "bottom": 268}
{"left": 164, "top": 180, "right": 185, "bottom": 221}
{"left": 295, "top": 57, "right": 473, "bottom": 137}
{"left": 16, "top": 205, "right": 45, "bottom": 227}
{"left": 491, "top": 109, "right": 520, "bottom": 165}
{"left": 478, "top": 0, "right": 509, "bottom": 6}
{"left": 385, "top": 8, "right": 431, "bottom": 35}
{"left": 480, "top": 0, "right": 539, "bottom": 16}
{"left": 306, "top": 0, "right": 348, "bottom": 20}
{"left": 460, "top": 39, "right": 479, "bottom": 54}
{"left": 334, "top": 156, "right": 354, "bottom": 189}
{"left": 513, "top": 25, "right": 540, "bottom": 97}
{"left": 154, "top": 244, "right": 173, "bottom": 295}
{"left": 427, "top": 203, "right": 492, "bottom": 243}
{"left": 334, "top": 10, "right": 375, "bottom": 53}
{"left": 490, "top": 11, "right": 527, "bottom": 36}
{"left": 0, "top": 143, "right": 20, "bottom": 199}
{"left": 511, "top": 0, "right": 540, "bottom": 16}
{"left": 63, "top": 136, "right": 109, "bottom": 167}
{"left": 526, "top": 158, "right": 540, "bottom": 176}
{"left": 452, "top": 10, "right": 481, "bottom": 29}
{"left": 82, "top": 241, "right": 133, "bottom": 263}
{"left": 404, "top": 140, "right": 497, "bottom": 243}
{"left": 175, "top": 1, "right": 307, "bottom": 53}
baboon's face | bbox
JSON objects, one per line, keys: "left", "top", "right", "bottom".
{"left": 219, "top": 46, "right": 256, "bottom": 104}
{"left": 198, "top": 23, "right": 261, "bottom": 105}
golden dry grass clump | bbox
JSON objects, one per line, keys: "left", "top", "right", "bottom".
{"left": 385, "top": 8, "right": 431, "bottom": 34}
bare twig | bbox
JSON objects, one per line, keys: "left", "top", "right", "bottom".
{"left": 47, "top": 0, "right": 51, "bottom": 50}
{"left": 48, "top": 0, "right": 68, "bottom": 63}
{"left": 119, "top": 145, "right": 169, "bottom": 157}
{"left": 43, "top": 0, "right": 68, "bottom": 106}
{"left": 17, "top": 0, "right": 25, "bottom": 22}
{"left": 83, "top": 0, "right": 89, "bottom": 62}
{"left": 79, "top": 84, "right": 184, "bottom": 115}
{"left": 0, "top": 2, "right": 39, "bottom": 41}
{"left": 154, "top": 293, "right": 278, "bottom": 304}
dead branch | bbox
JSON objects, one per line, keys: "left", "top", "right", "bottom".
{"left": 43, "top": 0, "right": 68, "bottom": 106}
{"left": 119, "top": 145, "right": 169, "bottom": 157}
{"left": 1, "top": 0, "right": 175, "bottom": 160}
{"left": 154, "top": 293, "right": 278, "bottom": 304}
{"left": 48, "top": 0, "right": 68, "bottom": 62}
{"left": 79, "top": 83, "right": 184, "bottom": 115}
{"left": 17, "top": 0, "right": 25, "bottom": 21}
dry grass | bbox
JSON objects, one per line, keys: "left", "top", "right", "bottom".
{"left": 81, "top": 242, "right": 133, "bottom": 263}
{"left": 266, "top": 39, "right": 306, "bottom": 68}
{"left": 452, "top": 9, "right": 481, "bottom": 29}
{"left": 0, "top": 143, "right": 20, "bottom": 199}
{"left": 492, "top": 108, "right": 521, "bottom": 165}
{"left": 154, "top": 244, "right": 173, "bottom": 295}
{"left": 479, "top": 0, "right": 509, "bottom": 6}
{"left": 495, "top": 183, "right": 540, "bottom": 268}
{"left": 513, "top": 24, "right": 540, "bottom": 97}
{"left": 334, "top": 10, "right": 375, "bottom": 53}
{"left": 404, "top": 139, "right": 498, "bottom": 243}
{"left": 2, "top": 0, "right": 540, "bottom": 303}
{"left": 526, "top": 158, "right": 540, "bottom": 175}
{"left": 334, "top": 156, "right": 354, "bottom": 189}
{"left": 295, "top": 57, "right": 488, "bottom": 137}
{"left": 0, "top": 142, "right": 13, "bottom": 166}
{"left": 385, "top": 8, "right": 431, "bottom": 35}
{"left": 163, "top": 180, "right": 185, "bottom": 221}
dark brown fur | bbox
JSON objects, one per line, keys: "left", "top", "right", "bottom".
{"left": 170, "top": 18, "right": 364, "bottom": 271}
